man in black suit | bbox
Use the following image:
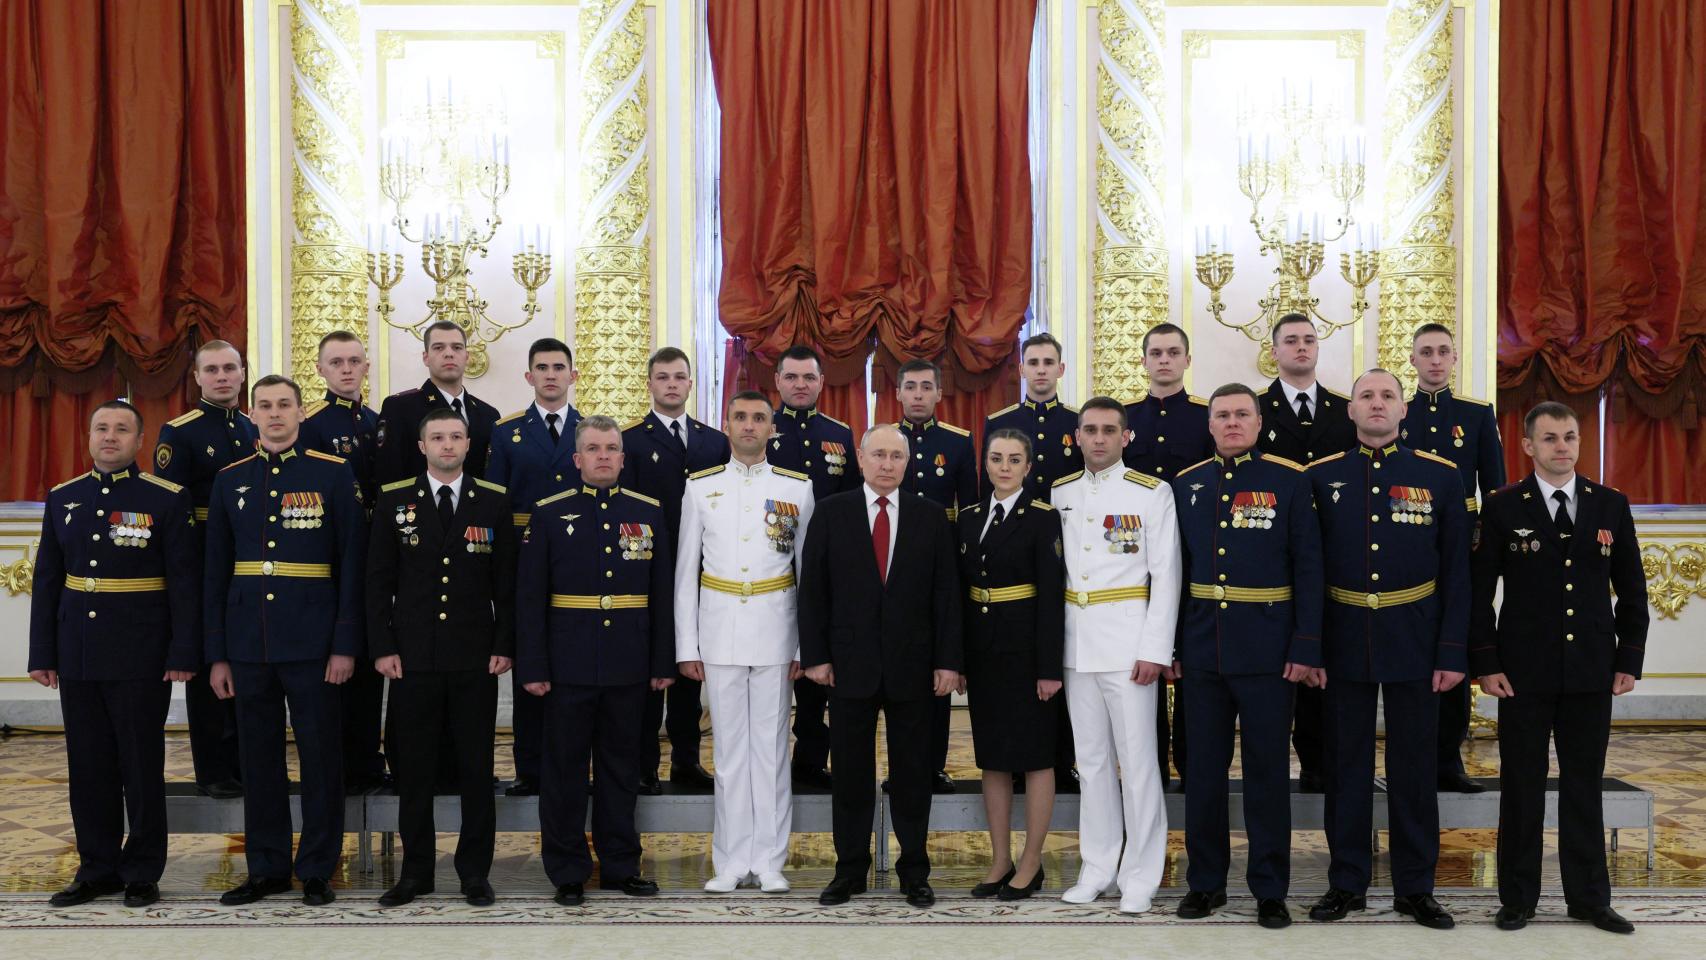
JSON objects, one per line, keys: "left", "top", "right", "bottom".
{"left": 367, "top": 408, "right": 518, "bottom": 908}
{"left": 799, "top": 424, "right": 963, "bottom": 908}
{"left": 374, "top": 321, "right": 501, "bottom": 485}
{"left": 1256, "top": 313, "right": 1356, "bottom": 791}
{"left": 1471, "top": 401, "right": 1647, "bottom": 935}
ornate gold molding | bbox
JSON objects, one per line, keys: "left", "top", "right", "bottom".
{"left": 1643, "top": 543, "right": 1706, "bottom": 620}
{"left": 1, "top": 539, "right": 36, "bottom": 596}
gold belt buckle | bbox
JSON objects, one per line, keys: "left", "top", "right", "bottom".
{"left": 1366, "top": 592, "right": 1381, "bottom": 609}
{"left": 261, "top": 560, "right": 276, "bottom": 576}
{"left": 741, "top": 581, "right": 754, "bottom": 599}
{"left": 599, "top": 594, "right": 614, "bottom": 611}
{"left": 1212, "top": 585, "right": 1226, "bottom": 600}
{"left": 84, "top": 577, "right": 97, "bottom": 593}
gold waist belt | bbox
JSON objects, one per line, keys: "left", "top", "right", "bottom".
{"left": 550, "top": 594, "right": 648, "bottom": 611}
{"left": 968, "top": 584, "right": 1037, "bottom": 604}
{"left": 1189, "top": 583, "right": 1294, "bottom": 603}
{"left": 233, "top": 561, "right": 331, "bottom": 578}
{"left": 1066, "top": 585, "right": 1150, "bottom": 608}
{"left": 1327, "top": 579, "right": 1436, "bottom": 610}
{"left": 700, "top": 571, "right": 796, "bottom": 598}
{"left": 63, "top": 574, "right": 166, "bottom": 594}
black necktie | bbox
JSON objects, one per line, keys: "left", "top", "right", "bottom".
{"left": 1552, "top": 489, "right": 1573, "bottom": 537}
{"left": 546, "top": 412, "right": 561, "bottom": 445}
{"left": 438, "top": 483, "right": 455, "bottom": 531}
{"left": 450, "top": 397, "right": 464, "bottom": 421}
{"left": 983, "top": 502, "right": 1005, "bottom": 543}
{"left": 671, "top": 420, "right": 686, "bottom": 453}
{"left": 1296, "top": 393, "right": 1313, "bottom": 424}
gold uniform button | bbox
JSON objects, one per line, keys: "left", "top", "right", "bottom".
{"left": 981, "top": 606, "right": 989, "bottom": 614}
{"left": 1430, "top": 426, "right": 1438, "bottom": 432}
{"left": 1217, "top": 548, "right": 1226, "bottom": 556}
{"left": 88, "top": 610, "right": 97, "bottom": 619}
{"left": 1371, "top": 485, "right": 1380, "bottom": 493}
{"left": 439, "top": 612, "right": 447, "bottom": 621}
{"left": 1565, "top": 583, "right": 1574, "bottom": 591}
{"left": 1037, "top": 453, "right": 1046, "bottom": 461}
{"left": 269, "top": 515, "right": 277, "bottom": 522}
{"left": 88, "top": 560, "right": 98, "bottom": 568}
{"left": 1218, "top": 601, "right": 1228, "bottom": 609}
{"left": 1217, "top": 574, "right": 1227, "bottom": 582}
{"left": 1372, "top": 543, "right": 1380, "bottom": 551}
{"left": 1219, "top": 521, "right": 1228, "bottom": 528}
{"left": 440, "top": 594, "right": 448, "bottom": 602}
{"left": 1372, "top": 515, "right": 1380, "bottom": 522}
{"left": 91, "top": 534, "right": 100, "bottom": 541}
{"left": 270, "top": 490, "right": 278, "bottom": 497}
{"left": 442, "top": 557, "right": 450, "bottom": 566}
{"left": 441, "top": 576, "right": 450, "bottom": 584}
{"left": 605, "top": 546, "right": 613, "bottom": 554}
{"left": 915, "top": 452, "right": 923, "bottom": 459}
{"left": 1566, "top": 608, "right": 1574, "bottom": 616}
{"left": 555, "top": 474, "right": 563, "bottom": 482}
{"left": 605, "top": 571, "right": 614, "bottom": 578}
{"left": 1224, "top": 472, "right": 1232, "bottom": 479}
{"left": 1565, "top": 559, "right": 1572, "bottom": 568}
{"left": 603, "top": 619, "right": 612, "bottom": 627}
{"left": 268, "top": 541, "right": 276, "bottom": 548}
{"left": 1372, "top": 461, "right": 1381, "bottom": 469}
{"left": 101, "top": 487, "right": 110, "bottom": 494}
{"left": 1430, "top": 405, "right": 1438, "bottom": 412}
{"left": 1371, "top": 573, "right": 1381, "bottom": 582}
{"left": 272, "top": 467, "right": 280, "bottom": 475}
{"left": 600, "top": 502, "right": 608, "bottom": 510}
{"left": 1157, "top": 436, "right": 1166, "bottom": 442}
{"left": 1566, "top": 633, "right": 1575, "bottom": 641}
{"left": 1221, "top": 494, "right": 1230, "bottom": 502}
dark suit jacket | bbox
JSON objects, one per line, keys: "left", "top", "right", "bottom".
{"left": 1469, "top": 474, "right": 1648, "bottom": 693}
{"left": 955, "top": 495, "right": 1065, "bottom": 681}
{"left": 374, "top": 381, "right": 501, "bottom": 485}
{"left": 619, "top": 411, "right": 730, "bottom": 543}
{"left": 798, "top": 489, "right": 963, "bottom": 700}
{"left": 1257, "top": 379, "right": 1357, "bottom": 466}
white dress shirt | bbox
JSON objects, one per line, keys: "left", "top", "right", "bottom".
{"left": 654, "top": 410, "right": 688, "bottom": 439}
{"left": 428, "top": 473, "right": 461, "bottom": 512}
{"left": 981, "top": 489, "right": 1023, "bottom": 541}
{"left": 1279, "top": 380, "right": 1318, "bottom": 417}
{"left": 863, "top": 483, "right": 901, "bottom": 575}
{"left": 1534, "top": 473, "right": 1579, "bottom": 524}
{"left": 533, "top": 400, "right": 571, "bottom": 430}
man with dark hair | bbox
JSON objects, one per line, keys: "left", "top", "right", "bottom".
{"left": 1123, "top": 322, "right": 1212, "bottom": 788}
{"left": 1305, "top": 368, "right": 1468, "bottom": 930}
{"left": 205, "top": 375, "right": 366, "bottom": 907}
{"left": 1472, "top": 402, "right": 1646, "bottom": 935}
{"left": 30, "top": 401, "right": 199, "bottom": 909}
{"left": 486, "top": 335, "right": 584, "bottom": 796}
{"left": 374, "top": 321, "right": 501, "bottom": 485}
{"left": 767, "top": 344, "right": 859, "bottom": 790}
{"left": 893, "top": 357, "right": 976, "bottom": 794}
{"left": 621, "top": 346, "right": 729, "bottom": 793}
{"left": 1257, "top": 312, "right": 1355, "bottom": 792}
{"left": 1399, "top": 322, "right": 1505, "bottom": 792}
{"left": 153, "top": 339, "right": 253, "bottom": 799}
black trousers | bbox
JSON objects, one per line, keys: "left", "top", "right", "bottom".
{"left": 1157, "top": 679, "right": 1187, "bottom": 784}
{"left": 185, "top": 669, "right": 241, "bottom": 785}
{"left": 1496, "top": 690, "right": 1613, "bottom": 911}
{"left": 60, "top": 678, "right": 172, "bottom": 884}
{"left": 643, "top": 675, "right": 704, "bottom": 775}
{"left": 391, "top": 669, "right": 498, "bottom": 884}
{"left": 1323, "top": 677, "right": 1438, "bottom": 896}
{"left": 341, "top": 663, "right": 385, "bottom": 784}
{"left": 512, "top": 671, "right": 543, "bottom": 782}
{"left": 230, "top": 659, "right": 345, "bottom": 880}
{"left": 1182, "top": 671, "right": 1291, "bottom": 899}
{"left": 1436, "top": 679, "right": 1470, "bottom": 777}
{"left": 829, "top": 689, "right": 932, "bottom": 887}
{"left": 792, "top": 677, "right": 831, "bottom": 772}
{"left": 1292, "top": 682, "right": 1323, "bottom": 778}
{"left": 540, "top": 682, "right": 646, "bottom": 885}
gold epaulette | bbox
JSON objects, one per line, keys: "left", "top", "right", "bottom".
{"left": 495, "top": 409, "right": 527, "bottom": 426}
{"left": 1028, "top": 500, "right": 1055, "bottom": 511}
{"left": 138, "top": 473, "right": 184, "bottom": 493}
{"left": 1188, "top": 395, "right": 1209, "bottom": 406}
{"left": 1262, "top": 454, "right": 1306, "bottom": 472}
{"left": 1455, "top": 394, "right": 1492, "bottom": 407}
{"left": 1177, "top": 457, "right": 1214, "bottom": 478}
{"left": 1414, "top": 449, "right": 1456, "bottom": 468}
{"left": 936, "top": 421, "right": 970, "bottom": 437}
{"left": 772, "top": 466, "right": 809, "bottom": 482}
{"left": 474, "top": 478, "right": 507, "bottom": 493}
{"left": 535, "top": 488, "right": 576, "bottom": 507}
{"left": 1057, "top": 401, "right": 1079, "bottom": 413}
{"left": 622, "top": 489, "right": 661, "bottom": 506}
{"left": 1307, "top": 451, "right": 1349, "bottom": 468}
{"left": 220, "top": 454, "right": 259, "bottom": 471}
{"left": 1124, "top": 469, "right": 1161, "bottom": 489}
{"left": 819, "top": 412, "right": 849, "bottom": 430}
{"left": 51, "top": 473, "right": 87, "bottom": 492}
{"left": 303, "top": 400, "right": 328, "bottom": 418}
{"left": 689, "top": 464, "right": 726, "bottom": 480}
{"left": 381, "top": 479, "right": 414, "bottom": 493}
{"left": 964, "top": 503, "right": 983, "bottom": 513}
{"left": 621, "top": 417, "right": 646, "bottom": 432}
{"left": 305, "top": 449, "right": 345, "bottom": 464}
{"left": 987, "top": 403, "right": 1020, "bottom": 419}
{"left": 166, "top": 409, "right": 204, "bottom": 428}
{"left": 1324, "top": 387, "right": 1351, "bottom": 402}
{"left": 1052, "top": 470, "right": 1084, "bottom": 487}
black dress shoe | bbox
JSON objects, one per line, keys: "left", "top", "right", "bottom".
{"left": 378, "top": 878, "right": 431, "bottom": 907}
{"left": 1256, "top": 898, "right": 1292, "bottom": 928}
{"left": 50, "top": 878, "right": 124, "bottom": 907}
{"left": 638, "top": 774, "right": 664, "bottom": 796}
{"left": 1393, "top": 893, "right": 1454, "bottom": 929}
{"left": 603, "top": 875, "right": 659, "bottom": 896}
{"left": 123, "top": 881, "right": 161, "bottom": 908}
{"left": 1176, "top": 888, "right": 1228, "bottom": 919}
{"left": 904, "top": 881, "right": 936, "bottom": 907}
{"left": 818, "top": 877, "right": 866, "bottom": 905}
{"left": 932, "top": 770, "right": 957, "bottom": 794}
{"left": 1297, "top": 771, "right": 1325, "bottom": 793}
{"left": 219, "top": 875, "right": 293, "bottom": 905}
{"left": 670, "top": 763, "right": 716, "bottom": 791}
{"left": 554, "top": 882, "right": 585, "bottom": 906}
{"left": 1437, "top": 771, "right": 1485, "bottom": 793}
{"left": 1054, "top": 769, "right": 1080, "bottom": 794}
{"left": 504, "top": 776, "right": 539, "bottom": 797}
{"left": 462, "top": 878, "right": 495, "bottom": 907}
{"left": 302, "top": 878, "right": 335, "bottom": 906}
{"left": 793, "top": 767, "right": 833, "bottom": 791}
{"left": 1568, "top": 904, "right": 1634, "bottom": 934}
{"left": 1308, "top": 887, "right": 1366, "bottom": 922}
{"left": 197, "top": 778, "right": 244, "bottom": 799}
{"left": 997, "top": 867, "right": 1043, "bottom": 901}
{"left": 971, "top": 866, "right": 1015, "bottom": 899}
{"left": 1495, "top": 905, "right": 1535, "bottom": 930}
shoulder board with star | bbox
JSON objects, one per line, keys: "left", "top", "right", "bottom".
{"left": 138, "top": 473, "right": 184, "bottom": 493}
{"left": 1414, "top": 449, "right": 1456, "bottom": 468}
{"left": 688, "top": 464, "right": 726, "bottom": 481}
{"left": 1027, "top": 500, "right": 1055, "bottom": 512}
{"left": 1177, "top": 457, "right": 1215, "bottom": 478}
{"left": 1307, "top": 451, "right": 1349, "bottom": 468}
{"left": 818, "top": 412, "right": 850, "bottom": 431}
{"left": 1123, "top": 469, "right": 1161, "bottom": 488}
{"left": 166, "top": 408, "right": 205, "bottom": 428}
{"left": 495, "top": 409, "right": 527, "bottom": 426}
{"left": 381, "top": 478, "right": 415, "bottom": 493}
{"left": 1323, "top": 388, "right": 1351, "bottom": 402}
{"left": 50, "top": 472, "right": 88, "bottom": 493}
{"left": 535, "top": 488, "right": 577, "bottom": 508}
{"left": 1188, "top": 395, "right": 1209, "bottom": 407}
{"left": 772, "top": 466, "right": 809, "bottom": 482}
{"left": 936, "top": 421, "right": 971, "bottom": 437}
{"left": 1262, "top": 454, "right": 1306, "bottom": 472}
{"left": 474, "top": 478, "right": 507, "bottom": 494}
{"left": 987, "top": 403, "right": 1020, "bottom": 420}
{"left": 1454, "top": 394, "right": 1492, "bottom": 407}
{"left": 305, "top": 449, "right": 345, "bottom": 464}
{"left": 622, "top": 489, "right": 661, "bottom": 507}
{"left": 1485, "top": 481, "right": 1522, "bottom": 503}
{"left": 1052, "top": 470, "right": 1085, "bottom": 487}
{"left": 621, "top": 417, "right": 647, "bottom": 432}
{"left": 303, "top": 399, "right": 329, "bottom": 418}
{"left": 220, "top": 453, "right": 259, "bottom": 472}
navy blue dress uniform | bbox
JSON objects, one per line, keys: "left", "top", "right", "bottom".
{"left": 300, "top": 390, "right": 384, "bottom": 788}
{"left": 367, "top": 473, "right": 517, "bottom": 888}
{"left": 204, "top": 443, "right": 367, "bottom": 884}
{"left": 153, "top": 398, "right": 255, "bottom": 790}
{"left": 515, "top": 483, "right": 676, "bottom": 889}
{"left": 1125, "top": 390, "right": 1213, "bottom": 786}
{"left": 486, "top": 402, "right": 583, "bottom": 788}
{"left": 982, "top": 397, "right": 1083, "bottom": 503}
{"left": 900, "top": 416, "right": 978, "bottom": 778}
{"left": 29, "top": 465, "right": 199, "bottom": 889}
{"left": 1399, "top": 385, "right": 1505, "bottom": 780}
{"left": 767, "top": 403, "right": 860, "bottom": 779}
{"left": 620, "top": 411, "right": 730, "bottom": 782}
{"left": 1257, "top": 380, "right": 1356, "bottom": 784}
{"left": 374, "top": 381, "right": 501, "bottom": 484}
{"left": 954, "top": 495, "right": 1065, "bottom": 772}
{"left": 1172, "top": 451, "right": 1322, "bottom": 903}
{"left": 1470, "top": 474, "right": 1648, "bottom": 916}
{"left": 1307, "top": 443, "right": 1470, "bottom": 901}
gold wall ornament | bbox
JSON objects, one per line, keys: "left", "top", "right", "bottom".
{"left": 1643, "top": 542, "right": 1706, "bottom": 620}
{"left": 573, "top": 0, "right": 651, "bottom": 422}
{"left": 1379, "top": 0, "right": 1456, "bottom": 393}
{"left": 289, "top": 0, "right": 366, "bottom": 395}
{"left": 1093, "top": 0, "right": 1169, "bottom": 404}
{"left": 1, "top": 540, "right": 36, "bottom": 596}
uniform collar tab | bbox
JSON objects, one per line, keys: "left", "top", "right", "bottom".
{"left": 92, "top": 465, "right": 135, "bottom": 483}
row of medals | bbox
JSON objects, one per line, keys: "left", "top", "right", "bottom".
{"left": 621, "top": 531, "right": 654, "bottom": 561}
{"left": 766, "top": 510, "right": 798, "bottom": 553}
{"left": 824, "top": 452, "right": 846, "bottom": 477}
{"left": 1390, "top": 498, "right": 1433, "bottom": 525}
{"left": 109, "top": 524, "right": 152, "bottom": 548}
{"left": 283, "top": 503, "right": 324, "bottom": 529}
{"left": 1232, "top": 505, "right": 1274, "bottom": 530}
{"left": 1104, "top": 527, "right": 1141, "bottom": 554}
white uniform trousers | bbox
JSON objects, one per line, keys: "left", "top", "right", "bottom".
{"left": 704, "top": 662, "right": 794, "bottom": 877}
{"left": 1065, "top": 667, "right": 1168, "bottom": 906}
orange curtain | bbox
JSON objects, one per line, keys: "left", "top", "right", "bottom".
{"left": 709, "top": 0, "right": 1036, "bottom": 437}
{"left": 0, "top": 0, "right": 246, "bottom": 500}
{"left": 1498, "top": 0, "right": 1706, "bottom": 502}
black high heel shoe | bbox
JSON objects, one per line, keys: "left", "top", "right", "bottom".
{"left": 971, "top": 866, "right": 1016, "bottom": 899}
{"left": 997, "top": 866, "right": 1045, "bottom": 901}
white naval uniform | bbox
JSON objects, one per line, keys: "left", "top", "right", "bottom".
{"left": 674, "top": 458, "right": 815, "bottom": 879}
{"left": 1052, "top": 461, "right": 1181, "bottom": 911}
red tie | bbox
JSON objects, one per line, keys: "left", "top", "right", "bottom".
{"left": 873, "top": 496, "right": 891, "bottom": 583}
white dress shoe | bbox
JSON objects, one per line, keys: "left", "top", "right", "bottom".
{"left": 758, "top": 872, "right": 790, "bottom": 893}
{"left": 1118, "top": 897, "right": 1152, "bottom": 915}
{"left": 1061, "top": 881, "right": 1110, "bottom": 904}
{"left": 704, "top": 875, "right": 741, "bottom": 893}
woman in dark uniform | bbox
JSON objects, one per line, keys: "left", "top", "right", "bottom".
{"left": 958, "top": 428, "right": 1066, "bottom": 900}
